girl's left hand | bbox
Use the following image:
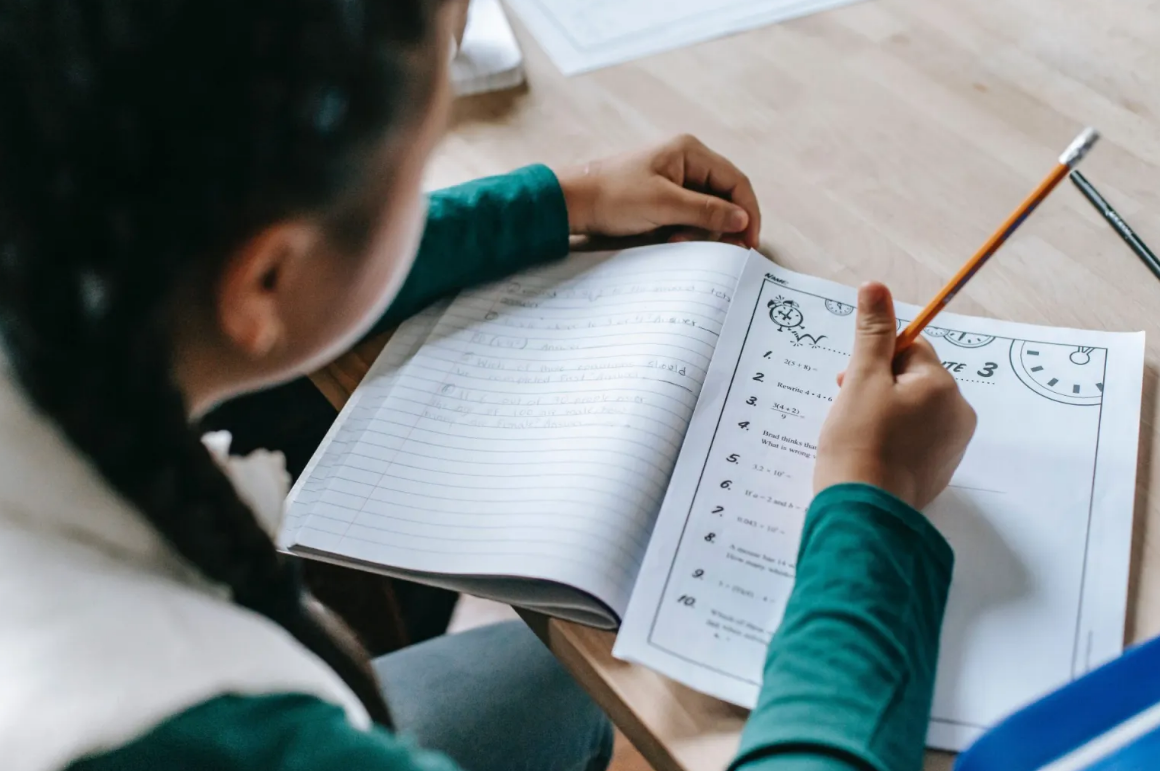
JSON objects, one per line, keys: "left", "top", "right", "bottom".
{"left": 555, "top": 134, "right": 762, "bottom": 249}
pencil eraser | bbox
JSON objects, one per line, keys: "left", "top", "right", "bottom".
{"left": 1060, "top": 127, "right": 1100, "bottom": 167}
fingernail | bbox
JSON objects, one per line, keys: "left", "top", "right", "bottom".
{"left": 728, "top": 209, "right": 748, "bottom": 231}
{"left": 858, "top": 282, "right": 887, "bottom": 312}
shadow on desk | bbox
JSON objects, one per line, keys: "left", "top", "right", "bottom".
{"left": 451, "top": 83, "right": 529, "bottom": 130}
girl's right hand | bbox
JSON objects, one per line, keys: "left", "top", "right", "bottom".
{"left": 814, "top": 282, "right": 977, "bottom": 510}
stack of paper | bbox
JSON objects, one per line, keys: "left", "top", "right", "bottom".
{"left": 507, "top": 0, "right": 866, "bottom": 75}
{"left": 451, "top": 0, "right": 525, "bottom": 96}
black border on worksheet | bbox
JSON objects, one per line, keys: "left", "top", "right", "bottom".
{"left": 644, "top": 275, "right": 1108, "bottom": 732}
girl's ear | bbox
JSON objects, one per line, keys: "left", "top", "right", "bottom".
{"left": 216, "top": 222, "right": 320, "bottom": 359}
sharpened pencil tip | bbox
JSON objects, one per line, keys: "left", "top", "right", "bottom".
{"left": 1060, "top": 127, "right": 1100, "bottom": 167}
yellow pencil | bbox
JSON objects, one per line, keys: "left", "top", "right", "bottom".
{"left": 896, "top": 127, "right": 1100, "bottom": 353}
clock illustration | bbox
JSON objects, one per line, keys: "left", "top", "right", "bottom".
{"left": 943, "top": 331, "right": 995, "bottom": 349}
{"left": 825, "top": 299, "right": 854, "bottom": 316}
{"left": 924, "top": 327, "right": 950, "bottom": 338}
{"left": 1010, "top": 340, "right": 1105, "bottom": 406}
{"left": 767, "top": 298, "right": 803, "bottom": 330}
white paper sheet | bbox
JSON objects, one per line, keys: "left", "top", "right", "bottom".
{"left": 615, "top": 253, "right": 1144, "bottom": 751}
{"left": 281, "top": 302, "right": 449, "bottom": 549}
{"left": 288, "top": 243, "right": 747, "bottom": 617}
{"left": 506, "top": 0, "right": 866, "bottom": 75}
{"left": 451, "top": 0, "right": 525, "bottom": 96}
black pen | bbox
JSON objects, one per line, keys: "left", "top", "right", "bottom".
{"left": 1070, "top": 170, "right": 1160, "bottom": 281}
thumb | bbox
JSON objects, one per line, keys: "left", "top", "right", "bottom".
{"left": 846, "top": 282, "right": 898, "bottom": 379}
{"left": 659, "top": 185, "right": 749, "bottom": 234}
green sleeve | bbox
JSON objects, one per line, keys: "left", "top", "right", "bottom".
{"left": 730, "top": 484, "right": 955, "bottom": 771}
{"left": 68, "top": 693, "right": 459, "bottom": 771}
{"left": 368, "top": 164, "right": 571, "bottom": 335}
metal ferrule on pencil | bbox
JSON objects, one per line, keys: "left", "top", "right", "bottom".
{"left": 1060, "top": 127, "right": 1100, "bottom": 168}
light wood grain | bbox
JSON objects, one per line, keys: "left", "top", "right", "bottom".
{"left": 314, "top": 0, "right": 1160, "bottom": 768}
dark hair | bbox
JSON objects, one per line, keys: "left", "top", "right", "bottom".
{"left": 0, "top": 0, "right": 445, "bottom": 725}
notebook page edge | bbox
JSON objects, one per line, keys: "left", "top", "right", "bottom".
{"left": 280, "top": 301, "right": 449, "bottom": 549}
{"left": 294, "top": 243, "right": 748, "bottom": 622}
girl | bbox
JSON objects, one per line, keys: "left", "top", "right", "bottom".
{"left": 0, "top": 2, "right": 975, "bottom": 771}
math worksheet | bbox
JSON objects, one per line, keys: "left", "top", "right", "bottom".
{"left": 615, "top": 254, "right": 1144, "bottom": 750}
{"left": 506, "top": 0, "right": 865, "bottom": 74}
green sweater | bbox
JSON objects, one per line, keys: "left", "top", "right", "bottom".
{"left": 70, "top": 168, "right": 953, "bottom": 771}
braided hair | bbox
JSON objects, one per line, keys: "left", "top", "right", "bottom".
{"left": 0, "top": 0, "right": 445, "bottom": 726}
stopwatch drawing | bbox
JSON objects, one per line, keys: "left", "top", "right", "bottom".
{"left": 944, "top": 331, "right": 996, "bottom": 349}
{"left": 1010, "top": 340, "right": 1105, "bottom": 406}
{"left": 767, "top": 298, "right": 804, "bottom": 330}
{"left": 825, "top": 299, "right": 853, "bottom": 316}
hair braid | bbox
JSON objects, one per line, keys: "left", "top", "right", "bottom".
{"left": 0, "top": 0, "right": 444, "bottom": 726}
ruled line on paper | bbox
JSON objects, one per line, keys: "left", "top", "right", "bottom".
{"left": 448, "top": 297, "right": 734, "bottom": 317}
{"left": 375, "top": 393, "right": 690, "bottom": 448}
{"left": 436, "top": 312, "right": 728, "bottom": 339}
{"left": 308, "top": 504, "right": 650, "bottom": 569}
{"left": 375, "top": 371, "right": 699, "bottom": 409}
{"left": 328, "top": 460, "right": 667, "bottom": 506}
{"left": 454, "top": 277, "right": 738, "bottom": 297}
{"left": 333, "top": 435, "right": 673, "bottom": 461}
{"left": 331, "top": 529, "right": 642, "bottom": 578}
{"left": 335, "top": 444, "right": 674, "bottom": 481}
{"left": 291, "top": 245, "right": 748, "bottom": 607}
{"left": 389, "top": 381, "right": 698, "bottom": 432}
{"left": 299, "top": 524, "right": 640, "bottom": 582}
{"left": 396, "top": 361, "right": 707, "bottom": 394}
{"left": 459, "top": 268, "right": 740, "bottom": 290}
{"left": 348, "top": 418, "right": 693, "bottom": 462}
{"left": 309, "top": 499, "right": 655, "bottom": 546}
{"left": 400, "top": 347, "right": 713, "bottom": 376}
{"left": 312, "top": 490, "right": 656, "bottom": 533}
{"left": 328, "top": 454, "right": 670, "bottom": 500}
{"left": 284, "top": 302, "right": 447, "bottom": 544}
{"left": 471, "top": 265, "right": 741, "bottom": 281}
{"left": 398, "top": 367, "right": 699, "bottom": 397}
{"left": 307, "top": 510, "right": 648, "bottom": 565}
{"left": 419, "top": 333, "right": 717, "bottom": 360}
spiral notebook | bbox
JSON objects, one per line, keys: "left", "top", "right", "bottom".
{"left": 282, "top": 242, "right": 1143, "bottom": 751}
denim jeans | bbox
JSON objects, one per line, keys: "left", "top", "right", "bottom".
{"left": 373, "top": 621, "right": 615, "bottom": 771}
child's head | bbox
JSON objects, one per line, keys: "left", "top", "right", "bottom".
{"left": 0, "top": 0, "right": 453, "bottom": 723}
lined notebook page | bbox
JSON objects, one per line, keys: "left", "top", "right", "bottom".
{"left": 292, "top": 243, "right": 748, "bottom": 615}
{"left": 281, "top": 303, "right": 447, "bottom": 548}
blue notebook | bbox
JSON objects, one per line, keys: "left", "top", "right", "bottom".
{"left": 957, "top": 635, "right": 1160, "bottom": 770}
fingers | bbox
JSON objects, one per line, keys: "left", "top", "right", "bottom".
{"left": 665, "top": 135, "right": 762, "bottom": 248}
{"left": 897, "top": 338, "right": 976, "bottom": 446}
{"left": 845, "top": 282, "right": 898, "bottom": 380}
{"left": 893, "top": 336, "right": 943, "bottom": 376}
{"left": 657, "top": 184, "right": 750, "bottom": 235}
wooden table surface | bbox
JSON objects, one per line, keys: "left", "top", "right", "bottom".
{"left": 313, "top": 1, "right": 1160, "bottom": 769}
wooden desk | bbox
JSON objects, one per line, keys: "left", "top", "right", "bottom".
{"left": 314, "top": 1, "right": 1159, "bottom": 769}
